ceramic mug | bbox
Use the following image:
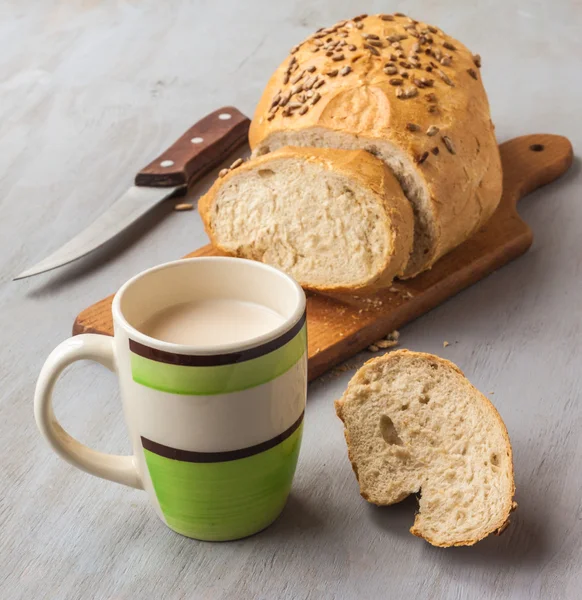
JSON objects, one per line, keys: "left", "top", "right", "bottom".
{"left": 34, "top": 257, "right": 307, "bottom": 541}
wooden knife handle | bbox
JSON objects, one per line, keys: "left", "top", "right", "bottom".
{"left": 134, "top": 107, "right": 250, "bottom": 188}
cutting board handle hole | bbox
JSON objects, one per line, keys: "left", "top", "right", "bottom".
{"left": 529, "top": 143, "right": 545, "bottom": 152}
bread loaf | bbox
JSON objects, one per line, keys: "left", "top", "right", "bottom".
{"left": 249, "top": 13, "right": 503, "bottom": 278}
{"left": 335, "top": 350, "right": 516, "bottom": 547}
{"left": 198, "top": 147, "right": 414, "bottom": 293}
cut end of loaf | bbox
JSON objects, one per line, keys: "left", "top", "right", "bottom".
{"left": 335, "top": 350, "right": 515, "bottom": 547}
{"left": 200, "top": 148, "right": 413, "bottom": 292}
{"left": 253, "top": 128, "right": 436, "bottom": 278}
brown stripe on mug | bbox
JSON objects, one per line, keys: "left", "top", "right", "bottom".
{"left": 141, "top": 410, "right": 304, "bottom": 463}
{"left": 129, "top": 311, "right": 306, "bottom": 367}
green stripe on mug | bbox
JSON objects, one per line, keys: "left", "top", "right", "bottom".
{"left": 130, "top": 324, "right": 306, "bottom": 395}
{"left": 143, "top": 423, "right": 303, "bottom": 541}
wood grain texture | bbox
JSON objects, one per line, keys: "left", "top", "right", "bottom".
{"left": 2, "top": 2, "right": 582, "bottom": 599}
{"left": 73, "top": 134, "right": 573, "bottom": 381}
{"left": 135, "top": 107, "right": 250, "bottom": 187}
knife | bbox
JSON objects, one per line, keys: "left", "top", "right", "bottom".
{"left": 14, "top": 107, "right": 250, "bottom": 280}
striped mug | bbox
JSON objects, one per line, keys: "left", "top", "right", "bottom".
{"left": 35, "top": 257, "right": 307, "bottom": 541}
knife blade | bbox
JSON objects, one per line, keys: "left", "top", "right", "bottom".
{"left": 14, "top": 107, "right": 250, "bottom": 280}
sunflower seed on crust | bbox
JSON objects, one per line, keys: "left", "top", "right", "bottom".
{"left": 280, "top": 91, "right": 292, "bottom": 106}
{"left": 442, "top": 135, "right": 456, "bottom": 154}
{"left": 364, "top": 44, "right": 380, "bottom": 56}
{"left": 417, "top": 151, "right": 429, "bottom": 164}
{"left": 437, "top": 69, "right": 454, "bottom": 86}
{"left": 290, "top": 71, "right": 304, "bottom": 84}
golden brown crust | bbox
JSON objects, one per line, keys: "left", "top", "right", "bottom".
{"left": 249, "top": 13, "right": 503, "bottom": 277}
{"left": 199, "top": 146, "right": 414, "bottom": 293}
{"left": 334, "top": 349, "right": 516, "bottom": 547}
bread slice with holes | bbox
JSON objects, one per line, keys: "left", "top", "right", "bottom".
{"left": 335, "top": 350, "right": 516, "bottom": 547}
{"left": 198, "top": 146, "right": 414, "bottom": 293}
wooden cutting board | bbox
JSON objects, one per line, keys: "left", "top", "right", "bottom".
{"left": 74, "top": 134, "right": 573, "bottom": 380}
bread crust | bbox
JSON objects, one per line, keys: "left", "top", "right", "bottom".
{"left": 335, "top": 349, "right": 516, "bottom": 547}
{"left": 249, "top": 14, "right": 503, "bottom": 277}
{"left": 198, "top": 146, "right": 414, "bottom": 293}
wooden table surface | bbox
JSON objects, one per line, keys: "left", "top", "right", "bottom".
{"left": 1, "top": 1, "right": 580, "bottom": 599}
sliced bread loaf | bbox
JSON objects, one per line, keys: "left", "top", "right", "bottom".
{"left": 198, "top": 146, "right": 414, "bottom": 293}
{"left": 249, "top": 13, "right": 503, "bottom": 278}
{"left": 335, "top": 350, "right": 516, "bottom": 547}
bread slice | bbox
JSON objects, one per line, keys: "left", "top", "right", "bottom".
{"left": 198, "top": 146, "right": 414, "bottom": 293}
{"left": 249, "top": 14, "right": 503, "bottom": 278}
{"left": 335, "top": 350, "right": 516, "bottom": 547}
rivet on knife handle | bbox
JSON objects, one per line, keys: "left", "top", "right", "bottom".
{"left": 134, "top": 107, "right": 250, "bottom": 188}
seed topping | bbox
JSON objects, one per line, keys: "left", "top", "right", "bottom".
{"left": 364, "top": 44, "right": 381, "bottom": 56}
{"left": 442, "top": 135, "right": 456, "bottom": 154}
{"left": 417, "top": 151, "right": 429, "bottom": 164}
{"left": 437, "top": 69, "right": 454, "bottom": 86}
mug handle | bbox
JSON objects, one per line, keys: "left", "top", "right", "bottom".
{"left": 34, "top": 334, "right": 143, "bottom": 489}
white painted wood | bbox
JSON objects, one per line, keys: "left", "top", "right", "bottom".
{"left": 0, "top": 1, "right": 581, "bottom": 598}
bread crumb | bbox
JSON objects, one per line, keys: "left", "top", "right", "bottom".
{"left": 369, "top": 330, "right": 400, "bottom": 351}
{"left": 443, "top": 341, "right": 450, "bottom": 347}
{"left": 376, "top": 339, "right": 398, "bottom": 349}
